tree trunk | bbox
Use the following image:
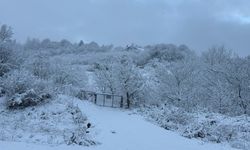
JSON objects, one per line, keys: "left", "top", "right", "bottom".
{"left": 126, "top": 92, "right": 130, "bottom": 108}
{"left": 238, "top": 85, "right": 247, "bottom": 114}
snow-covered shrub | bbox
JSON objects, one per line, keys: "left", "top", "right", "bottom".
{"left": 25, "top": 55, "right": 87, "bottom": 96}
{"left": 139, "top": 104, "right": 250, "bottom": 150}
{"left": 154, "top": 105, "right": 193, "bottom": 130}
{"left": 53, "top": 69, "right": 76, "bottom": 85}
{"left": 30, "top": 56, "right": 53, "bottom": 80}
{"left": 182, "top": 115, "right": 250, "bottom": 150}
{"left": 1, "top": 69, "right": 53, "bottom": 108}
{"left": 63, "top": 102, "right": 94, "bottom": 146}
{"left": 50, "top": 65, "right": 87, "bottom": 97}
{"left": 66, "top": 103, "right": 87, "bottom": 124}
{"left": 0, "top": 95, "right": 95, "bottom": 146}
{"left": 138, "top": 104, "right": 193, "bottom": 130}
{"left": 183, "top": 119, "right": 222, "bottom": 141}
{"left": 164, "top": 106, "right": 193, "bottom": 126}
{"left": 64, "top": 127, "right": 88, "bottom": 145}
{"left": 2, "top": 69, "right": 52, "bottom": 96}
{"left": 7, "top": 89, "right": 51, "bottom": 109}
{"left": 51, "top": 64, "right": 81, "bottom": 87}
{"left": 2, "top": 69, "right": 37, "bottom": 96}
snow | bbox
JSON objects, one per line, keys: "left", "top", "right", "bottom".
{"left": 0, "top": 96, "right": 237, "bottom": 150}
{"left": 137, "top": 104, "right": 250, "bottom": 149}
{"left": 76, "top": 100, "right": 235, "bottom": 150}
{"left": 0, "top": 95, "right": 92, "bottom": 146}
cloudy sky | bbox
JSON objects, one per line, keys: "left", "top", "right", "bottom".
{"left": 0, "top": 0, "right": 249, "bottom": 55}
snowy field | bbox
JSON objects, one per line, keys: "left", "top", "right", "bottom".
{"left": 0, "top": 96, "right": 236, "bottom": 150}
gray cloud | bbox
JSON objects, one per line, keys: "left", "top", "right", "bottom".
{"left": 0, "top": 0, "right": 249, "bottom": 56}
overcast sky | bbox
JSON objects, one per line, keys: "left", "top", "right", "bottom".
{"left": 0, "top": 0, "right": 249, "bottom": 56}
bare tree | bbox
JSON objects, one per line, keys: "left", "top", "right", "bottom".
{"left": 0, "top": 24, "right": 13, "bottom": 42}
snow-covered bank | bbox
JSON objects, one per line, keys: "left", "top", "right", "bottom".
{"left": 137, "top": 104, "right": 250, "bottom": 150}
{"left": 0, "top": 95, "right": 94, "bottom": 146}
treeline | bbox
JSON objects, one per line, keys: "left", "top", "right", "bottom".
{"left": 94, "top": 44, "right": 250, "bottom": 116}
{"left": 0, "top": 24, "right": 249, "bottom": 116}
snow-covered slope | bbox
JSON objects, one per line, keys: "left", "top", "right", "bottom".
{"left": 1, "top": 97, "right": 235, "bottom": 150}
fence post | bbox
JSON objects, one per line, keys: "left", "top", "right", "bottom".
{"left": 94, "top": 93, "right": 97, "bottom": 104}
{"left": 111, "top": 95, "right": 114, "bottom": 107}
{"left": 103, "top": 95, "right": 105, "bottom": 106}
{"left": 120, "top": 96, "right": 123, "bottom": 108}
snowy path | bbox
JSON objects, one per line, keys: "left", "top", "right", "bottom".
{"left": 76, "top": 101, "right": 235, "bottom": 150}
{"left": 0, "top": 99, "right": 235, "bottom": 150}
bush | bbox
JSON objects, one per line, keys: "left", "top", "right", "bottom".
{"left": 182, "top": 120, "right": 240, "bottom": 143}
{"left": 2, "top": 69, "right": 37, "bottom": 96}
{"left": 30, "top": 57, "right": 52, "bottom": 80}
{"left": 138, "top": 104, "right": 193, "bottom": 131}
{"left": 139, "top": 105, "right": 250, "bottom": 150}
{"left": 1, "top": 69, "right": 52, "bottom": 108}
{"left": 63, "top": 104, "right": 94, "bottom": 146}
{"left": 7, "top": 89, "right": 51, "bottom": 109}
{"left": 157, "top": 105, "right": 193, "bottom": 130}
{"left": 66, "top": 103, "right": 87, "bottom": 124}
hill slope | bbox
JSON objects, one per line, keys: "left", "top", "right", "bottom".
{"left": 0, "top": 96, "right": 235, "bottom": 150}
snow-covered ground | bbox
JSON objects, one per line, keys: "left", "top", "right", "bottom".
{"left": 76, "top": 100, "right": 236, "bottom": 150}
{"left": 137, "top": 105, "right": 250, "bottom": 150}
{"left": 0, "top": 95, "right": 93, "bottom": 146}
{"left": 0, "top": 96, "right": 236, "bottom": 150}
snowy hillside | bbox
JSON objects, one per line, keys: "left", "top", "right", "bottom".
{"left": 0, "top": 19, "right": 250, "bottom": 150}
{"left": 0, "top": 95, "right": 235, "bottom": 150}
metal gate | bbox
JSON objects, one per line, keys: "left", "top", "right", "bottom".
{"left": 77, "top": 90, "right": 124, "bottom": 108}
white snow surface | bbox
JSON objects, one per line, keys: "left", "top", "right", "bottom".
{"left": 1, "top": 96, "right": 236, "bottom": 150}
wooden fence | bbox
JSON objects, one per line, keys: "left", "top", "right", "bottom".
{"left": 77, "top": 90, "right": 124, "bottom": 108}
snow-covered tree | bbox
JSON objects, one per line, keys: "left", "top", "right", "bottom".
{"left": 221, "top": 57, "right": 250, "bottom": 115}
{"left": 94, "top": 56, "right": 120, "bottom": 94}
{"left": 24, "top": 38, "right": 41, "bottom": 50}
{"left": 202, "top": 46, "right": 250, "bottom": 115}
{"left": 0, "top": 24, "right": 13, "bottom": 42}
{"left": 95, "top": 55, "right": 143, "bottom": 108}
{"left": 0, "top": 24, "right": 15, "bottom": 76}
{"left": 202, "top": 45, "right": 232, "bottom": 67}
{"left": 156, "top": 57, "right": 201, "bottom": 111}
{"left": 116, "top": 55, "right": 143, "bottom": 108}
